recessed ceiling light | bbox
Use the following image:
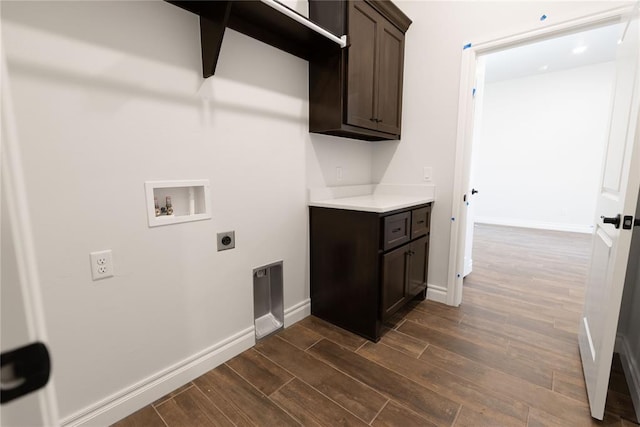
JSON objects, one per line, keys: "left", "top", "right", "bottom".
{"left": 572, "top": 45, "right": 588, "bottom": 54}
{"left": 539, "top": 65, "right": 549, "bottom": 71}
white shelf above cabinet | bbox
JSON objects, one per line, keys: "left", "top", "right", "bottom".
{"left": 145, "top": 180, "right": 212, "bottom": 227}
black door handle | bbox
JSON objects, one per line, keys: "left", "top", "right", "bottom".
{"left": 471, "top": 188, "right": 479, "bottom": 195}
{"left": 1, "top": 342, "right": 51, "bottom": 404}
{"left": 601, "top": 214, "right": 621, "bottom": 229}
{"left": 635, "top": 218, "right": 640, "bottom": 227}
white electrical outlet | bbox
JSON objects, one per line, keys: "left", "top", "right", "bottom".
{"left": 90, "top": 250, "right": 114, "bottom": 281}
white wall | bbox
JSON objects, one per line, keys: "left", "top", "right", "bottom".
{"left": 307, "top": 134, "right": 373, "bottom": 187}
{"left": 373, "top": 0, "right": 631, "bottom": 292}
{"left": 0, "top": 1, "right": 372, "bottom": 424}
{"left": 473, "top": 62, "right": 615, "bottom": 233}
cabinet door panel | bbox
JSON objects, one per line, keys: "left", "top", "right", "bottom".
{"left": 381, "top": 245, "right": 408, "bottom": 319}
{"left": 347, "top": 1, "right": 378, "bottom": 130}
{"left": 377, "top": 21, "right": 404, "bottom": 135}
{"left": 407, "top": 236, "right": 428, "bottom": 297}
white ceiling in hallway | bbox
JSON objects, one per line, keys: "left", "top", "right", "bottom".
{"left": 484, "top": 22, "right": 623, "bottom": 83}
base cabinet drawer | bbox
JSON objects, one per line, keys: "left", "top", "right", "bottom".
{"left": 383, "top": 212, "right": 411, "bottom": 250}
{"left": 411, "top": 206, "right": 431, "bottom": 238}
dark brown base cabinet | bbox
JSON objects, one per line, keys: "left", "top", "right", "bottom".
{"left": 309, "top": 203, "right": 431, "bottom": 341}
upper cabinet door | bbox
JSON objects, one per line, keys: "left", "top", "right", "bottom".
{"left": 376, "top": 20, "right": 404, "bottom": 135}
{"left": 347, "top": 1, "right": 379, "bottom": 131}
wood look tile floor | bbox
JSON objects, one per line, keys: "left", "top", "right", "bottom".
{"left": 114, "top": 224, "right": 639, "bottom": 426}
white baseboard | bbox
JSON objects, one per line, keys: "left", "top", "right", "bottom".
{"left": 426, "top": 283, "right": 447, "bottom": 304}
{"left": 284, "top": 298, "right": 310, "bottom": 327}
{"left": 61, "top": 326, "right": 255, "bottom": 426}
{"left": 475, "top": 217, "right": 594, "bottom": 234}
{"left": 62, "top": 300, "right": 311, "bottom": 427}
{"left": 616, "top": 334, "right": 640, "bottom": 422}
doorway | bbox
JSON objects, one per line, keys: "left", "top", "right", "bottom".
{"left": 464, "top": 22, "right": 621, "bottom": 282}
{"left": 447, "top": 4, "right": 634, "bottom": 308}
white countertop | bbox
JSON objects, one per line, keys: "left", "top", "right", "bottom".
{"left": 308, "top": 184, "right": 435, "bottom": 213}
{"left": 309, "top": 194, "right": 433, "bottom": 213}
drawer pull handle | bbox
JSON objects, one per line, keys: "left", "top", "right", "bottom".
{"left": 392, "top": 228, "right": 402, "bottom": 233}
{"left": 417, "top": 220, "right": 425, "bottom": 224}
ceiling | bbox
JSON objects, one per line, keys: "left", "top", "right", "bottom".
{"left": 483, "top": 22, "right": 624, "bottom": 83}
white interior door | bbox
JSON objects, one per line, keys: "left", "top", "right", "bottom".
{"left": 579, "top": 10, "right": 640, "bottom": 420}
{"left": 1, "top": 47, "right": 59, "bottom": 426}
{"left": 463, "top": 58, "right": 487, "bottom": 278}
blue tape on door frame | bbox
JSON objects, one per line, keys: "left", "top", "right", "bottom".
{"left": 463, "top": 43, "right": 472, "bottom": 50}
{"left": 540, "top": 14, "right": 547, "bottom": 21}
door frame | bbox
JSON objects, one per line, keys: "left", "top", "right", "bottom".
{"left": 1, "top": 45, "right": 60, "bottom": 425}
{"left": 447, "top": 4, "right": 637, "bottom": 307}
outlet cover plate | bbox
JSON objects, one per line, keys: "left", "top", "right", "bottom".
{"left": 423, "top": 167, "right": 432, "bottom": 181}
{"left": 90, "top": 250, "right": 114, "bottom": 280}
{"left": 217, "top": 231, "right": 235, "bottom": 251}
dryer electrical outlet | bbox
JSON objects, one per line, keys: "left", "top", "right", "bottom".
{"left": 90, "top": 250, "right": 114, "bottom": 280}
{"left": 217, "top": 231, "right": 235, "bottom": 251}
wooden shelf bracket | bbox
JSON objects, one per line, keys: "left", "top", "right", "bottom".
{"left": 167, "top": 0, "right": 347, "bottom": 78}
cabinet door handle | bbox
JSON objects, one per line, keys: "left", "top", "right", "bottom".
{"left": 392, "top": 228, "right": 402, "bottom": 233}
{"left": 377, "top": 119, "right": 383, "bottom": 123}
{"left": 370, "top": 117, "right": 376, "bottom": 122}
{"left": 417, "top": 220, "right": 425, "bottom": 224}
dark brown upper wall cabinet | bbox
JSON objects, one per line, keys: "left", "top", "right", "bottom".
{"left": 309, "top": 0, "right": 411, "bottom": 141}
